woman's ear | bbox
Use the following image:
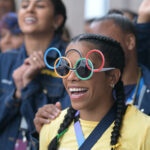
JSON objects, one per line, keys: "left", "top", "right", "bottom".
{"left": 53, "top": 15, "right": 64, "bottom": 30}
{"left": 107, "top": 69, "right": 121, "bottom": 88}
{"left": 125, "top": 34, "right": 136, "bottom": 51}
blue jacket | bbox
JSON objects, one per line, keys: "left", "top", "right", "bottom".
{"left": 137, "top": 65, "right": 150, "bottom": 115}
{"left": 135, "top": 22, "right": 150, "bottom": 70}
{"left": 0, "top": 34, "right": 70, "bottom": 150}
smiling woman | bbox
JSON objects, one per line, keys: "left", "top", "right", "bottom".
{"left": 0, "top": 0, "right": 70, "bottom": 150}
{"left": 19, "top": 0, "right": 56, "bottom": 35}
{"left": 40, "top": 33, "right": 150, "bottom": 150}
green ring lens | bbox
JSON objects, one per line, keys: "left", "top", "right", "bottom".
{"left": 75, "top": 58, "right": 93, "bottom": 80}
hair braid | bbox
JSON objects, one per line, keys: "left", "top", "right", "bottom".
{"left": 48, "top": 107, "right": 77, "bottom": 150}
{"left": 72, "top": 33, "right": 126, "bottom": 149}
{"left": 111, "top": 79, "right": 126, "bottom": 150}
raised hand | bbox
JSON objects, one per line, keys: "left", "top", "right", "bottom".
{"left": 138, "top": 0, "right": 150, "bottom": 23}
{"left": 23, "top": 51, "right": 46, "bottom": 87}
{"left": 34, "top": 102, "right": 61, "bottom": 133}
{"left": 12, "top": 64, "right": 27, "bottom": 99}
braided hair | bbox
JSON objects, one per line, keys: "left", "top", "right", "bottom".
{"left": 48, "top": 33, "right": 126, "bottom": 150}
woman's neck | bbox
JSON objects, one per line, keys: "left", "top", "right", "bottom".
{"left": 24, "top": 32, "right": 55, "bottom": 56}
{"left": 122, "top": 57, "right": 140, "bottom": 85}
{"left": 79, "top": 97, "right": 114, "bottom": 122}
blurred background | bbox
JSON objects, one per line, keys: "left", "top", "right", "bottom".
{"left": 16, "top": 0, "right": 143, "bottom": 37}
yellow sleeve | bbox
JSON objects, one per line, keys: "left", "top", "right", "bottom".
{"left": 39, "top": 109, "right": 68, "bottom": 150}
{"left": 141, "top": 126, "right": 150, "bottom": 150}
{"left": 40, "top": 124, "right": 51, "bottom": 150}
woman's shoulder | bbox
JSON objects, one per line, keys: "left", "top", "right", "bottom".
{"left": 41, "top": 108, "right": 69, "bottom": 132}
{"left": 40, "top": 108, "right": 69, "bottom": 146}
{"left": 52, "top": 108, "right": 69, "bottom": 124}
{"left": 120, "top": 105, "right": 150, "bottom": 149}
{"left": 126, "top": 105, "right": 150, "bottom": 121}
{"left": 123, "top": 105, "right": 150, "bottom": 129}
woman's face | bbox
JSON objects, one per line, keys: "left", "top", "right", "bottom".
{"left": 0, "top": 28, "right": 24, "bottom": 52}
{"left": 63, "top": 41, "right": 114, "bottom": 111}
{"left": 18, "top": 0, "right": 57, "bottom": 34}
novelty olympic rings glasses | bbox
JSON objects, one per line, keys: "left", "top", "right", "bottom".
{"left": 44, "top": 47, "right": 115, "bottom": 80}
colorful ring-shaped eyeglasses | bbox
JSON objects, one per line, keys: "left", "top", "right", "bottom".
{"left": 65, "top": 48, "right": 82, "bottom": 58}
{"left": 54, "top": 57, "right": 93, "bottom": 80}
{"left": 44, "top": 47, "right": 61, "bottom": 70}
{"left": 86, "top": 49, "right": 105, "bottom": 72}
{"left": 45, "top": 47, "right": 116, "bottom": 80}
{"left": 65, "top": 49, "right": 83, "bottom": 70}
{"left": 54, "top": 57, "right": 71, "bottom": 78}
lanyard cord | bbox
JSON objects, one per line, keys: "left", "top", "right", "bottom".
{"left": 74, "top": 103, "right": 118, "bottom": 149}
{"left": 131, "top": 68, "right": 142, "bottom": 104}
{"left": 126, "top": 68, "right": 143, "bottom": 105}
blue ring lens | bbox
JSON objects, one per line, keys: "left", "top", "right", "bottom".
{"left": 44, "top": 47, "right": 61, "bottom": 70}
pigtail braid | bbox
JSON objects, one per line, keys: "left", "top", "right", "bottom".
{"left": 48, "top": 107, "right": 77, "bottom": 150}
{"left": 111, "top": 79, "right": 126, "bottom": 150}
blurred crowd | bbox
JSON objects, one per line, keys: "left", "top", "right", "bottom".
{"left": 0, "top": 0, "right": 150, "bottom": 150}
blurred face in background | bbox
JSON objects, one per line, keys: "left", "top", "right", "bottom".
{"left": 0, "top": 28, "right": 24, "bottom": 52}
{"left": 0, "top": 0, "right": 15, "bottom": 19}
{"left": 18, "top": 0, "right": 59, "bottom": 35}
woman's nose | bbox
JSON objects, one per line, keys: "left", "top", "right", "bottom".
{"left": 26, "top": 2, "right": 35, "bottom": 12}
{"left": 67, "top": 70, "right": 80, "bottom": 81}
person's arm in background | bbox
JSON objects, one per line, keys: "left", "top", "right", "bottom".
{"left": 0, "top": 51, "right": 65, "bottom": 130}
{"left": 0, "top": 51, "right": 44, "bottom": 129}
{"left": 30, "top": 103, "right": 60, "bottom": 150}
{"left": 135, "top": 0, "right": 150, "bottom": 69}
{"left": 0, "top": 52, "right": 24, "bottom": 131}
{"left": 137, "top": 0, "right": 150, "bottom": 23}
{"left": 30, "top": 94, "right": 70, "bottom": 150}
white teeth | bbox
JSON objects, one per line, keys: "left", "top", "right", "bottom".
{"left": 25, "top": 17, "right": 36, "bottom": 22}
{"left": 69, "top": 88, "right": 88, "bottom": 92}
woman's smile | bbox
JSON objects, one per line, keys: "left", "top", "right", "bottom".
{"left": 24, "top": 17, "right": 37, "bottom": 25}
{"left": 68, "top": 87, "right": 89, "bottom": 100}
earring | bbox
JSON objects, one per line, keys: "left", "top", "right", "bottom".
{"left": 110, "top": 84, "right": 115, "bottom": 88}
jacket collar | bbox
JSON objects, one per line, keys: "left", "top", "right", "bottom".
{"left": 139, "top": 64, "right": 150, "bottom": 86}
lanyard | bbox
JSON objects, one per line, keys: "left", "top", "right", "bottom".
{"left": 126, "top": 69, "right": 144, "bottom": 105}
{"left": 74, "top": 111, "right": 85, "bottom": 147}
{"left": 74, "top": 103, "right": 117, "bottom": 149}
{"left": 20, "top": 117, "right": 28, "bottom": 142}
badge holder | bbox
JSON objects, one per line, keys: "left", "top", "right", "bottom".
{"left": 14, "top": 117, "right": 29, "bottom": 150}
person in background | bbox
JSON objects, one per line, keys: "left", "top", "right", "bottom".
{"left": 122, "top": 9, "right": 138, "bottom": 21}
{"left": 0, "top": 0, "right": 70, "bottom": 150}
{"left": 135, "top": 0, "right": 150, "bottom": 70}
{"left": 108, "top": 0, "right": 150, "bottom": 70}
{"left": 84, "top": 18, "right": 95, "bottom": 33}
{"left": 0, "top": 12, "right": 24, "bottom": 53}
{"left": 108, "top": 9, "right": 123, "bottom": 15}
{"left": 0, "top": 0, "right": 16, "bottom": 19}
{"left": 40, "top": 33, "right": 150, "bottom": 150}
{"left": 88, "top": 14, "right": 150, "bottom": 115}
